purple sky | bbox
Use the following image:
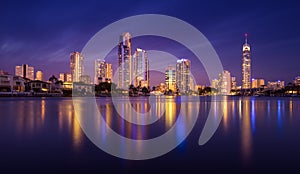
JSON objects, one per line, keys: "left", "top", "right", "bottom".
{"left": 1, "top": 0, "right": 300, "bottom": 86}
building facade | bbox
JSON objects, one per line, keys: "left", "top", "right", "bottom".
{"left": 176, "top": 59, "right": 191, "bottom": 94}
{"left": 118, "top": 32, "right": 132, "bottom": 89}
{"left": 218, "top": 70, "right": 231, "bottom": 95}
{"left": 15, "top": 64, "right": 34, "bottom": 80}
{"left": 70, "top": 51, "right": 84, "bottom": 83}
{"left": 165, "top": 65, "right": 176, "bottom": 92}
{"left": 133, "top": 48, "right": 149, "bottom": 87}
{"left": 242, "top": 33, "right": 251, "bottom": 89}
{"left": 35, "top": 70, "right": 43, "bottom": 81}
{"left": 252, "top": 78, "right": 265, "bottom": 88}
{"left": 59, "top": 73, "right": 72, "bottom": 82}
{"left": 94, "top": 59, "right": 112, "bottom": 84}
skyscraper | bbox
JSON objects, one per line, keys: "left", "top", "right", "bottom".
{"left": 133, "top": 48, "right": 149, "bottom": 87}
{"left": 15, "top": 64, "right": 34, "bottom": 80}
{"left": 165, "top": 65, "right": 176, "bottom": 92}
{"left": 35, "top": 70, "right": 43, "bottom": 81}
{"left": 70, "top": 51, "right": 84, "bottom": 82}
{"left": 118, "top": 32, "right": 132, "bottom": 89}
{"left": 242, "top": 33, "right": 251, "bottom": 89}
{"left": 95, "top": 59, "right": 113, "bottom": 84}
{"left": 176, "top": 59, "right": 191, "bottom": 94}
{"left": 218, "top": 70, "right": 231, "bottom": 95}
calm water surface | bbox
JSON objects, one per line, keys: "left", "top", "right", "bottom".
{"left": 1, "top": 96, "right": 300, "bottom": 173}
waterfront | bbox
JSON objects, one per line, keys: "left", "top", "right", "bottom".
{"left": 1, "top": 96, "right": 300, "bottom": 173}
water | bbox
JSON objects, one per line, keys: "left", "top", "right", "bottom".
{"left": 0, "top": 96, "right": 300, "bottom": 173}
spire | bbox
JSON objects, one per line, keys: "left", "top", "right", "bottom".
{"left": 245, "top": 33, "right": 248, "bottom": 44}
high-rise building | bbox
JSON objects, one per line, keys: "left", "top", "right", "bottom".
{"left": 133, "top": 48, "right": 149, "bottom": 87}
{"left": 95, "top": 59, "right": 113, "bottom": 84}
{"left": 35, "top": 70, "right": 43, "bottom": 81}
{"left": 218, "top": 70, "right": 231, "bottom": 95}
{"left": 165, "top": 65, "right": 176, "bottom": 92}
{"left": 118, "top": 32, "right": 132, "bottom": 89}
{"left": 176, "top": 59, "right": 191, "bottom": 94}
{"left": 70, "top": 52, "right": 84, "bottom": 82}
{"left": 15, "top": 64, "right": 34, "bottom": 80}
{"left": 231, "top": 76, "right": 237, "bottom": 90}
{"left": 242, "top": 33, "right": 251, "bottom": 89}
{"left": 59, "top": 73, "right": 72, "bottom": 82}
{"left": 211, "top": 79, "right": 219, "bottom": 89}
{"left": 252, "top": 78, "right": 265, "bottom": 88}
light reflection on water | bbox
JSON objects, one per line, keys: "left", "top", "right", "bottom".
{"left": 1, "top": 96, "right": 300, "bottom": 170}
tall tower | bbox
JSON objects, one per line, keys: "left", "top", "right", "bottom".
{"left": 242, "top": 33, "right": 251, "bottom": 89}
{"left": 118, "top": 32, "right": 132, "bottom": 89}
{"left": 133, "top": 48, "right": 149, "bottom": 87}
{"left": 70, "top": 51, "right": 84, "bottom": 82}
{"left": 176, "top": 59, "right": 191, "bottom": 94}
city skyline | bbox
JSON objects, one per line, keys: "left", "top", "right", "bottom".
{"left": 1, "top": 1, "right": 299, "bottom": 86}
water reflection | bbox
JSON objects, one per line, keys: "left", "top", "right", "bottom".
{"left": 239, "top": 99, "right": 252, "bottom": 164}
{"left": 3, "top": 96, "right": 300, "bottom": 164}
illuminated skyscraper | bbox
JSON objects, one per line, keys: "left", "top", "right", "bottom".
{"left": 15, "top": 64, "right": 34, "bottom": 80}
{"left": 35, "top": 70, "right": 43, "bottom": 81}
{"left": 70, "top": 51, "right": 84, "bottom": 82}
{"left": 133, "top": 48, "right": 149, "bottom": 87}
{"left": 242, "top": 33, "right": 251, "bottom": 89}
{"left": 165, "top": 65, "right": 176, "bottom": 92}
{"left": 95, "top": 59, "right": 113, "bottom": 84}
{"left": 218, "top": 70, "right": 231, "bottom": 95}
{"left": 176, "top": 59, "right": 191, "bottom": 94}
{"left": 118, "top": 32, "right": 132, "bottom": 89}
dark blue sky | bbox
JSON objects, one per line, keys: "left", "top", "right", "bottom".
{"left": 1, "top": 0, "right": 300, "bottom": 86}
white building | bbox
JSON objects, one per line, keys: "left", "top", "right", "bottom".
{"left": 70, "top": 51, "right": 84, "bottom": 82}
{"left": 218, "top": 70, "right": 231, "bottom": 95}
{"left": 133, "top": 48, "right": 149, "bottom": 87}
{"left": 118, "top": 32, "right": 132, "bottom": 89}
{"left": 176, "top": 59, "right": 191, "bottom": 94}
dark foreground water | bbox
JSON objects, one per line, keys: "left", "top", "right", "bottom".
{"left": 1, "top": 96, "right": 300, "bottom": 173}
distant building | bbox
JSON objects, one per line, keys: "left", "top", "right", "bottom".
{"left": 95, "top": 59, "right": 112, "bottom": 84}
{"left": 15, "top": 64, "right": 34, "bottom": 80}
{"left": 176, "top": 59, "right": 191, "bottom": 94}
{"left": 242, "top": 33, "right": 251, "bottom": 89}
{"left": 267, "top": 81, "right": 285, "bottom": 90}
{"left": 118, "top": 32, "right": 132, "bottom": 89}
{"left": 294, "top": 76, "right": 300, "bottom": 86}
{"left": 133, "top": 48, "right": 149, "bottom": 87}
{"left": 165, "top": 66, "right": 176, "bottom": 92}
{"left": 35, "top": 70, "right": 43, "bottom": 81}
{"left": 218, "top": 70, "right": 231, "bottom": 95}
{"left": 231, "top": 76, "right": 237, "bottom": 90}
{"left": 70, "top": 51, "right": 84, "bottom": 82}
{"left": 0, "top": 69, "right": 3, "bottom": 75}
{"left": 80, "top": 75, "right": 91, "bottom": 84}
{"left": 211, "top": 79, "right": 219, "bottom": 89}
{"left": 59, "top": 73, "right": 72, "bottom": 82}
{"left": 252, "top": 78, "right": 265, "bottom": 88}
